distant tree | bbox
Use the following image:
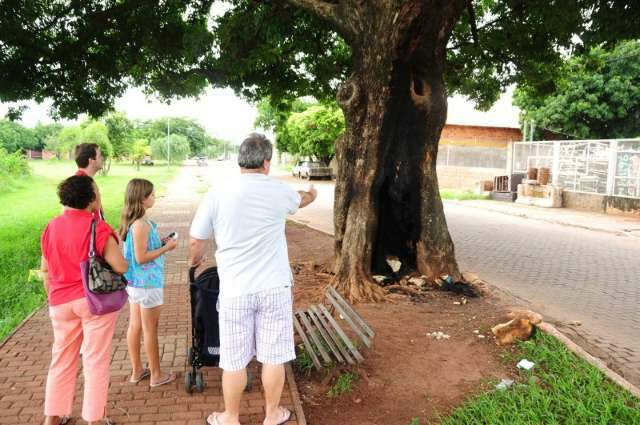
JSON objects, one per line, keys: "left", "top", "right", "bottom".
{"left": 33, "top": 122, "right": 63, "bottom": 151}
{"left": 46, "top": 126, "right": 81, "bottom": 159}
{"left": 104, "top": 112, "right": 134, "bottom": 159}
{"left": 515, "top": 40, "right": 640, "bottom": 139}
{"left": 130, "top": 138, "right": 151, "bottom": 171}
{"left": 203, "top": 136, "right": 232, "bottom": 158}
{"left": 0, "top": 120, "right": 36, "bottom": 152}
{"left": 255, "top": 97, "right": 314, "bottom": 155}
{"left": 167, "top": 118, "right": 209, "bottom": 155}
{"left": 285, "top": 104, "right": 343, "bottom": 164}
{"left": 132, "top": 117, "right": 208, "bottom": 155}
{"left": 151, "top": 134, "right": 190, "bottom": 164}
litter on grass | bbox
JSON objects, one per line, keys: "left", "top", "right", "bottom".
{"left": 517, "top": 359, "right": 535, "bottom": 370}
{"left": 495, "top": 379, "right": 514, "bottom": 390}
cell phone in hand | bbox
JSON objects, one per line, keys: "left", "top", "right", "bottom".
{"left": 162, "top": 232, "right": 178, "bottom": 245}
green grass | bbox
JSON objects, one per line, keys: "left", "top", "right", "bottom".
{"left": 327, "top": 372, "right": 357, "bottom": 398}
{"left": 439, "top": 332, "right": 640, "bottom": 424}
{"left": 294, "top": 344, "right": 315, "bottom": 377}
{"left": 0, "top": 160, "right": 178, "bottom": 341}
{"left": 439, "top": 190, "right": 490, "bottom": 201}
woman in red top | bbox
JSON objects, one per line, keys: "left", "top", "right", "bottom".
{"left": 40, "top": 175, "right": 127, "bottom": 425}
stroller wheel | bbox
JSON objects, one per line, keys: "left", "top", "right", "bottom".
{"left": 187, "top": 347, "right": 194, "bottom": 365}
{"left": 184, "top": 371, "right": 194, "bottom": 394}
{"left": 244, "top": 368, "right": 254, "bottom": 392}
{"left": 195, "top": 372, "right": 205, "bottom": 392}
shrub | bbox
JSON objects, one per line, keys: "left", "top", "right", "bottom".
{"left": 0, "top": 148, "right": 30, "bottom": 193}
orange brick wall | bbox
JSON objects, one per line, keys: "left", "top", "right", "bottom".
{"left": 440, "top": 124, "right": 522, "bottom": 148}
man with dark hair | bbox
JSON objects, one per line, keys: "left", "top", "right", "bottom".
{"left": 189, "top": 132, "right": 317, "bottom": 425}
{"left": 74, "top": 143, "right": 103, "bottom": 177}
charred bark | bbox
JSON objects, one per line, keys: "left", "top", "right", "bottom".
{"left": 330, "top": 1, "right": 466, "bottom": 301}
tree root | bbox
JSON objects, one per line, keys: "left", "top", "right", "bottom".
{"left": 330, "top": 274, "right": 387, "bottom": 303}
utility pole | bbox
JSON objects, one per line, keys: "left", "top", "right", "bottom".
{"left": 166, "top": 117, "right": 171, "bottom": 165}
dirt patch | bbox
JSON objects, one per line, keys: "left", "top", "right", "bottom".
{"left": 285, "top": 221, "right": 517, "bottom": 425}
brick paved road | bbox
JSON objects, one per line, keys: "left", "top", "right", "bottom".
{"left": 0, "top": 165, "right": 303, "bottom": 425}
{"left": 280, "top": 172, "right": 640, "bottom": 386}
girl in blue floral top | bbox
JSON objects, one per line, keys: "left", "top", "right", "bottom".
{"left": 119, "top": 178, "right": 177, "bottom": 387}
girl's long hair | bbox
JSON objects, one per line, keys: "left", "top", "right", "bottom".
{"left": 119, "top": 178, "right": 154, "bottom": 241}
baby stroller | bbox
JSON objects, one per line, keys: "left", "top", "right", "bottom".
{"left": 185, "top": 266, "right": 253, "bottom": 393}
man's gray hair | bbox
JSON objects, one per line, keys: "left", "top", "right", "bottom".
{"left": 238, "top": 133, "right": 273, "bottom": 169}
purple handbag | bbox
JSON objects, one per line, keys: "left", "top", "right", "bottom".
{"left": 80, "top": 220, "right": 128, "bottom": 315}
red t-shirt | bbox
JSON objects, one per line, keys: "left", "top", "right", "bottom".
{"left": 41, "top": 209, "right": 118, "bottom": 306}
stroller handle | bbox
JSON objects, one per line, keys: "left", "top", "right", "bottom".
{"left": 189, "top": 266, "right": 198, "bottom": 284}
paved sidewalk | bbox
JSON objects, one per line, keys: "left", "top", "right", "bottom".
{"left": 458, "top": 200, "right": 640, "bottom": 237}
{"left": 0, "top": 165, "right": 304, "bottom": 425}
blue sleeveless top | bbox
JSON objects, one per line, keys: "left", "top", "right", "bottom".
{"left": 123, "top": 219, "right": 164, "bottom": 289}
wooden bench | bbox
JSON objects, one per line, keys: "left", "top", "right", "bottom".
{"left": 293, "top": 286, "right": 375, "bottom": 371}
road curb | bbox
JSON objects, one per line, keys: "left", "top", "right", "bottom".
{"left": 537, "top": 322, "right": 640, "bottom": 399}
{"left": 285, "top": 363, "right": 307, "bottom": 425}
{"left": 288, "top": 217, "right": 335, "bottom": 236}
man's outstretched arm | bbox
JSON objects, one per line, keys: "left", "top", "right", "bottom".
{"left": 298, "top": 184, "right": 318, "bottom": 208}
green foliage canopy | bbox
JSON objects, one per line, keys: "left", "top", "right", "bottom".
{"left": 46, "top": 126, "right": 81, "bottom": 157}
{"left": 283, "top": 104, "right": 343, "bottom": 163}
{"left": 514, "top": 40, "right": 640, "bottom": 139}
{"left": 151, "top": 134, "right": 190, "bottom": 163}
{"left": 0, "top": 120, "right": 36, "bottom": 152}
{"left": 82, "top": 121, "right": 113, "bottom": 159}
{"left": 2, "top": 1, "right": 639, "bottom": 120}
{"left": 104, "top": 112, "right": 134, "bottom": 159}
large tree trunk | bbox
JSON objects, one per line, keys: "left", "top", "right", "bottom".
{"left": 332, "top": 1, "right": 466, "bottom": 302}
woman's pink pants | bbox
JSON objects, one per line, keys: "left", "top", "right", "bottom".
{"left": 44, "top": 298, "right": 119, "bottom": 422}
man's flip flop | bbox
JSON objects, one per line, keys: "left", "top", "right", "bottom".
{"left": 150, "top": 372, "right": 176, "bottom": 387}
{"left": 274, "top": 407, "right": 291, "bottom": 425}
{"left": 204, "top": 412, "right": 223, "bottom": 425}
{"left": 129, "top": 368, "right": 150, "bottom": 384}
{"left": 264, "top": 407, "right": 291, "bottom": 425}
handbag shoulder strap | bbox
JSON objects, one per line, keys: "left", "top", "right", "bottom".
{"left": 89, "top": 219, "right": 97, "bottom": 258}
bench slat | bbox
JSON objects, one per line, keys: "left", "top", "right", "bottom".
{"left": 328, "top": 286, "right": 375, "bottom": 339}
{"left": 309, "top": 304, "right": 355, "bottom": 365}
{"left": 318, "top": 304, "right": 364, "bottom": 363}
{"left": 306, "top": 306, "right": 346, "bottom": 363}
{"left": 326, "top": 290, "right": 372, "bottom": 348}
{"left": 292, "top": 313, "right": 322, "bottom": 371}
{"left": 296, "top": 310, "right": 332, "bottom": 364}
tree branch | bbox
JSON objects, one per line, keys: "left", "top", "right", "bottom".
{"left": 466, "top": 0, "right": 480, "bottom": 47}
{"left": 286, "top": 0, "right": 336, "bottom": 20}
{"left": 285, "top": 0, "right": 352, "bottom": 38}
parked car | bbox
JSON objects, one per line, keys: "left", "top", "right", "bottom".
{"left": 292, "top": 161, "right": 332, "bottom": 179}
{"left": 142, "top": 155, "right": 154, "bottom": 166}
{"left": 196, "top": 156, "right": 208, "bottom": 166}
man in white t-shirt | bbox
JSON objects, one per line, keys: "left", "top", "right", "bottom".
{"left": 189, "top": 133, "right": 317, "bottom": 425}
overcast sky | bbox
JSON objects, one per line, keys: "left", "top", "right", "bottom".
{"left": 0, "top": 86, "right": 521, "bottom": 143}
